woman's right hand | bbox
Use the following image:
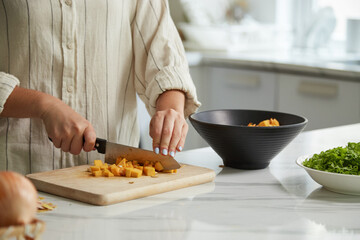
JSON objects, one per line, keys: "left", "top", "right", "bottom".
{"left": 40, "top": 98, "right": 96, "bottom": 155}
{"left": 1, "top": 86, "right": 96, "bottom": 155}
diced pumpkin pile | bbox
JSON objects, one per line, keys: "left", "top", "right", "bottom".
{"left": 90, "top": 158, "right": 177, "bottom": 178}
{"left": 248, "top": 118, "right": 280, "bottom": 127}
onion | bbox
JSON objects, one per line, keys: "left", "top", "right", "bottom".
{"left": 0, "top": 171, "right": 38, "bottom": 227}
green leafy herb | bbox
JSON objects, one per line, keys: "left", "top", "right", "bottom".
{"left": 303, "top": 142, "right": 360, "bottom": 175}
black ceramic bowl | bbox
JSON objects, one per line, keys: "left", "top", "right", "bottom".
{"left": 189, "top": 109, "right": 307, "bottom": 169}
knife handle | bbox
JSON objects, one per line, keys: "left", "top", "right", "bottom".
{"left": 94, "top": 138, "right": 107, "bottom": 154}
{"left": 48, "top": 137, "right": 107, "bottom": 154}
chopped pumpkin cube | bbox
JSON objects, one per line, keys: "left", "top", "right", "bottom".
{"left": 132, "top": 160, "right": 138, "bottom": 165}
{"left": 116, "top": 157, "right": 123, "bottom": 165}
{"left": 103, "top": 170, "right": 114, "bottom": 177}
{"left": 154, "top": 162, "right": 164, "bottom": 172}
{"left": 258, "top": 120, "right": 271, "bottom": 127}
{"left": 144, "top": 161, "right": 154, "bottom": 167}
{"left": 94, "top": 160, "right": 103, "bottom": 167}
{"left": 269, "top": 118, "right": 280, "bottom": 126}
{"left": 135, "top": 165, "right": 143, "bottom": 172}
{"left": 102, "top": 169, "right": 110, "bottom": 175}
{"left": 100, "top": 163, "right": 108, "bottom": 171}
{"left": 144, "top": 166, "right": 156, "bottom": 176}
{"left": 162, "top": 170, "right": 174, "bottom": 173}
{"left": 118, "top": 158, "right": 127, "bottom": 167}
{"left": 90, "top": 166, "right": 101, "bottom": 172}
{"left": 118, "top": 166, "right": 126, "bottom": 176}
{"left": 131, "top": 168, "right": 142, "bottom": 178}
{"left": 126, "top": 162, "right": 133, "bottom": 168}
{"left": 110, "top": 165, "right": 121, "bottom": 176}
{"left": 125, "top": 167, "right": 132, "bottom": 178}
{"left": 92, "top": 170, "right": 102, "bottom": 177}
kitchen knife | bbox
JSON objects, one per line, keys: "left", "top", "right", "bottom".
{"left": 94, "top": 138, "right": 180, "bottom": 170}
{"left": 48, "top": 137, "right": 181, "bottom": 170}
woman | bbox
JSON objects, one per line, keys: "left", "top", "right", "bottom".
{"left": 0, "top": 0, "right": 200, "bottom": 174}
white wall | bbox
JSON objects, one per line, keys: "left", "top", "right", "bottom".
{"left": 247, "top": 0, "right": 276, "bottom": 23}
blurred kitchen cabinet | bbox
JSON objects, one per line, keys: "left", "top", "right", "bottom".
{"left": 206, "top": 67, "right": 277, "bottom": 110}
{"left": 189, "top": 66, "right": 210, "bottom": 110}
{"left": 277, "top": 74, "right": 360, "bottom": 131}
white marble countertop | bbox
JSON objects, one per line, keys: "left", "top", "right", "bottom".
{"left": 186, "top": 49, "right": 360, "bottom": 81}
{"left": 37, "top": 124, "right": 360, "bottom": 240}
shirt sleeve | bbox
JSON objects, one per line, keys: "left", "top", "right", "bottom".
{"left": 0, "top": 72, "right": 20, "bottom": 114}
{"left": 132, "top": 0, "right": 201, "bottom": 118}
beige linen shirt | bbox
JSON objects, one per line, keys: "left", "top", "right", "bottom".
{"left": 0, "top": 0, "right": 200, "bottom": 174}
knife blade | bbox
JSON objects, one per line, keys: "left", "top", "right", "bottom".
{"left": 95, "top": 138, "right": 181, "bottom": 170}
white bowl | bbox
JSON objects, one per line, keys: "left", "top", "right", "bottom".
{"left": 296, "top": 155, "right": 360, "bottom": 195}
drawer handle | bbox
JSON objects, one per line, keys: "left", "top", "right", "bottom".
{"left": 298, "top": 81, "right": 338, "bottom": 98}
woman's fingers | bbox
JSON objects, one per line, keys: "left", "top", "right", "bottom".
{"left": 83, "top": 125, "right": 96, "bottom": 152}
{"left": 69, "top": 133, "right": 83, "bottom": 155}
{"left": 42, "top": 98, "right": 96, "bottom": 155}
{"left": 168, "top": 118, "right": 187, "bottom": 157}
{"left": 150, "top": 112, "right": 164, "bottom": 154}
{"left": 60, "top": 134, "right": 72, "bottom": 153}
{"left": 53, "top": 123, "right": 95, "bottom": 154}
{"left": 176, "top": 123, "right": 188, "bottom": 152}
{"left": 51, "top": 136, "right": 62, "bottom": 149}
{"left": 150, "top": 109, "right": 188, "bottom": 157}
{"left": 159, "top": 114, "right": 175, "bottom": 156}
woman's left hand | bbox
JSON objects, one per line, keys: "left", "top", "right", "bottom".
{"left": 149, "top": 90, "right": 187, "bottom": 157}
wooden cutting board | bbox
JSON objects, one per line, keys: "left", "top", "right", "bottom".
{"left": 26, "top": 164, "right": 215, "bottom": 206}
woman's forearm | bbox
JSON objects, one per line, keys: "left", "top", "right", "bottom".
{"left": 0, "top": 86, "right": 54, "bottom": 118}
{"left": 156, "top": 90, "right": 185, "bottom": 115}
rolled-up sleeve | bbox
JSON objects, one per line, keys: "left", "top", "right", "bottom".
{"left": 0, "top": 72, "right": 19, "bottom": 114}
{"left": 133, "top": 0, "right": 201, "bottom": 118}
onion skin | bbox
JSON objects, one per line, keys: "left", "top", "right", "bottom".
{"left": 0, "top": 171, "right": 38, "bottom": 227}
